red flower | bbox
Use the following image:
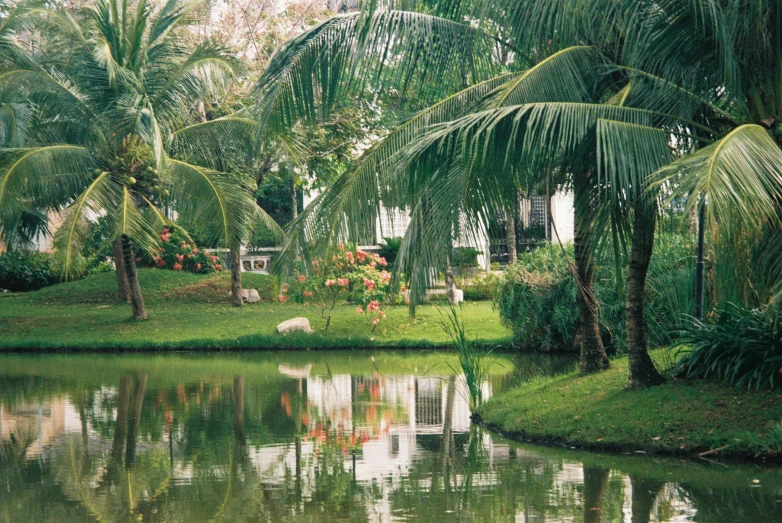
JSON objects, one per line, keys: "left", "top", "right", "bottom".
{"left": 192, "top": 247, "right": 199, "bottom": 254}
{"left": 209, "top": 255, "right": 219, "bottom": 262}
{"left": 367, "top": 300, "right": 380, "bottom": 312}
{"left": 173, "top": 263, "right": 183, "bottom": 271}
{"left": 325, "top": 279, "right": 335, "bottom": 287}
{"left": 356, "top": 306, "right": 364, "bottom": 314}
{"left": 214, "top": 264, "right": 222, "bottom": 271}
{"left": 195, "top": 263, "right": 202, "bottom": 271}
{"left": 303, "top": 291, "right": 313, "bottom": 298}
{"left": 298, "top": 274, "right": 307, "bottom": 282}
{"left": 278, "top": 294, "right": 288, "bottom": 302}
{"left": 364, "top": 279, "right": 375, "bottom": 291}
{"left": 176, "top": 254, "right": 184, "bottom": 262}
{"left": 338, "top": 278, "right": 349, "bottom": 287}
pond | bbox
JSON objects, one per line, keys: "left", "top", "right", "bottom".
{"left": 1, "top": 351, "right": 780, "bottom": 522}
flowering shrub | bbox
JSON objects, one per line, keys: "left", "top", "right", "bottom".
{"left": 285, "top": 244, "right": 391, "bottom": 332}
{"left": 142, "top": 226, "right": 222, "bottom": 274}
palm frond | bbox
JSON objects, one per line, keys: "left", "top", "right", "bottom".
{"left": 53, "top": 171, "right": 119, "bottom": 280}
{"left": 650, "top": 124, "right": 782, "bottom": 231}
{"left": 116, "top": 186, "right": 160, "bottom": 254}
{"left": 166, "top": 159, "right": 254, "bottom": 249}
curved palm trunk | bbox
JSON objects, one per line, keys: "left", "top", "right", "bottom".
{"left": 113, "top": 238, "right": 130, "bottom": 303}
{"left": 230, "top": 247, "right": 243, "bottom": 307}
{"left": 125, "top": 373, "right": 148, "bottom": 467}
{"left": 630, "top": 477, "right": 662, "bottom": 523}
{"left": 583, "top": 466, "right": 610, "bottom": 523}
{"left": 121, "top": 235, "right": 148, "bottom": 320}
{"left": 573, "top": 175, "right": 609, "bottom": 374}
{"left": 626, "top": 207, "right": 664, "bottom": 389}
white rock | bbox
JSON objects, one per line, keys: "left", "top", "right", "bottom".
{"left": 245, "top": 289, "right": 261, "bottom": 303}
{"left": 277, "top": 317, "right": 314, "bottom": 334}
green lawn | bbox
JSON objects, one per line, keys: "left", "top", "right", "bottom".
{"left": 476, "top": 351, "right": 782, "bottom": 460}
{"left": 0, "top": 270, "right": 512, "bottom": 351}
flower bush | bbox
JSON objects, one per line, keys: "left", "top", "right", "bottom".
{"left": 285, "top": 244, "right": 392, "bottom": 332}
{"left": 141, "top": 226, "right": 222, "bottom": 274}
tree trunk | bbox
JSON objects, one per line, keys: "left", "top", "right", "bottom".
{"left": 291, "top": 177, "right": 298, "bottom": 220}
{"left": 445, "top": 264, "right": 458, "bottom": 304}
{"left": 630, "top": 477, "right": 662, "bottom": 523}
{"left": 583, "top": 466, "right": 610, "bottom": 523}
{"left": 230, "top": 247, "right": 243, "bottom": 307}
{"left": 506, "top": 208, "right": 517, "bottom": 263}
{"left": 573, "top": 178, "right": 609, "bottom": 374}
{"left": 111, "top": 376, "right": 131, "bottom": 462}
{"left": 125, "top": 373, "right": 148, "bottom": 467}
{"left": 121, "top": 235, "right": 148, "bottom": 320}
{"left": 233, "top": 376, "right": 246, "bottom": 454}
{"left": 626, "top": 208, "right": 665, "bottom": 389}
{"left": 113, "top": 238, "right": 130, "bottom": 303}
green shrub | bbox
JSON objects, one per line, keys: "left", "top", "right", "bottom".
{"left": 451, "top": 246, "right": 481, "bottom": 268}
{"left": 673, "top": 304, "right": 782, "bottom": 390}
{"left": 0, "top": 250, "right": 58, "bottom": 292}
{"left": 379, "top": 237, "right": 403, "bottom": 266}
{"left": 140, "top": 226, "right": 222, "bottom": 274}
{"left": 497, "top": 235, "right": 695, "bottom": 352}
{"left": 463, "top": 272, "right": 504, "bottom": 301}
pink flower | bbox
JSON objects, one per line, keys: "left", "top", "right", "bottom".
{"left": 278, "top": 295, "right": 288, "bottom": 302}
{"left": 325, "top": 279, "right": 335, "bottom": 287}
{"left": 173, "top": 263, "right": 183, "bottom": 271}
{"left": 181, "top": 243, "right": 188, "bottom": 249}
{"left": 356, "top": 306, "right": 364, "bottom": 314}
{"left": 195, "top": 263, "right": 202, "bottom": 271}
{"left": 369, "top": 262, "right": 377, "bottom": 269}
{"left": 303, "top": 291, "right": 313, "bottom": 298}
{"left": 367, "top": 300, "right": 380, "bottom": 312}
{"left": 192, "top": 247, "right": 199, "bottom": 254}
{"left": 214, "top": 264, "right": 223, "bottom": 271}
{"left": 136, "top": 256, "right": 142, "bottom": 262}
{"left": 357, "top": 251, "right": 367, "bottom": 263}
{"left": 282, "top": 283, "right": 289, "bottom": 293}
{"left": 337, "top": 243, "right": 345, "bottom": 251}
{"left": 378, "top": 257, "right": 388, "bottom": 267}
{"left": 364, "top": 279, "right": 375, "bottom": 291}
{"left": 338, "top": 278, "right": 349, "bottom": 287}
{"left": 209, "top": 255, "right": 219, "bottom": 262}
{"left": 176, "top": 254, "right": 184, "bottom": 262}
{"left": 380, "top": 271, "right": 391, "bottom": 284}
{"left": 380, "top": 311, "right": 386, "bottom": 319}
{"left": 154, "top": 256, "right": 165, "bottom": 268}
{"left": 298, "top": 274, "right": 307, "bottom": 282}
{"left": 372, "top": 317, "right": 380, "bottom": 325}
{"left": 160, "top": 232, "right": 170, "bottom": 242}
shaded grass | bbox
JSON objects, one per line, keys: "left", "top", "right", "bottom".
{"left": 0, "top": 270, "right": 512, "bottom": 351}
{"left": 476, "top": 351, "right": 782, "bottom": 461}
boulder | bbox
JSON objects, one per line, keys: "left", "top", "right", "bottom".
{"left": 277, "top": 317, "right": 314, "bottom": 334}
{"left": 245, "top": 289, "right": 261, "bottom": 303}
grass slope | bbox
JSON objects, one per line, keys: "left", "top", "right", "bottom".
{"left": 476, "top": 352, "right": 782, "bottom": 461}
{"left": 0, "top": 270, "right": 512, "bottom": 351}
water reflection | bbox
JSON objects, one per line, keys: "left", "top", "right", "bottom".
{"left": 0, "top": 352, "right": 781, "bottom": 522}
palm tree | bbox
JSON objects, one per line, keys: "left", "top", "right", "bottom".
{"left": 0, "top": 0, "right": 268, "bottom": 318}
{"left": 262, "top": 1, "right": 782, "bottom": 385}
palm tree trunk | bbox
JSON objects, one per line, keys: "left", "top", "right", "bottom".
{"left": 291, "top": 177, "right": 298, "bottom": 220}
{"left": 583, "top": 466, "right": 610, "bottom": 523}
{"left": 111, "top": 376, "right": 131, "bottom": 462}
{"left": 113, "top": 238, "right": 130, "bottom": 303}
{"left": 626, "top": 207, "right": 664, "bottom": 389}
{"left": 573, "top": 176, "right": 609, "bottom": 374}
{"left": 125, "top": 373, "right": 148, "bottom": 467}
{"left": 121, "top": 235, "right": 148, "bottom": 320}
{"left": 506, "top": 210, "right": 517, "bottom": 263}
{"left": 630, "top": 477, "right": 662, "bottom": 523}
{"left": 233, "top": 376, "right": 246, "bottom": 454}
{"left": 230, "top": 247, "right": 243, "bottom": 307}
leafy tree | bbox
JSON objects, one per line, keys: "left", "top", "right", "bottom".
{"left": 0, "top": 0, "right": 271, "bottom": 317}
{"left": 264, "top": 1, "right": 782, "bottom": 386}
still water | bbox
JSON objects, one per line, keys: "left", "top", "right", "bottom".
{"left": 1, "top": 351, "right": 780, "bottom": 522}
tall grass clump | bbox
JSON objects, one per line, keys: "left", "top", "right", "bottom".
{"left": 673, "top": 304, "right": 782, "bottom": 390}
{"left": 439, "top": 304, "right": 489, "bottom": 410}
{"left": 496, "top": 235, "right": 694, "bottom": 353}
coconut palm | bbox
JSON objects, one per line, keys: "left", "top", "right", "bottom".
{"left": 261, "top": 1, "right": 782, "bottom": 385}
{"left": 0, "top": 0, "right": 274, "bottom": 318}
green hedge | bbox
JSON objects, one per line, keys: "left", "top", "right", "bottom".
{"left": 496, "top": 235, "right": 695, "bottom": 353}
{"left": 0, "top": 250, "right": 58, "bottom": 292}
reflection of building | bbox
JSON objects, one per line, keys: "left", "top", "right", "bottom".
{"left": 0, "top": 397, "right": 82, "bottom": 459}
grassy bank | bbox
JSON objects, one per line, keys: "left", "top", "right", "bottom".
{"left": 476, "top": 352, "right": 782, "bottom": 461}
{"left": 0, "top": 270, "right": 512, "bottom": 351}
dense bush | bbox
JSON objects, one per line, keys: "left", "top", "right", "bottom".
{"left": 463, "top": 272, "right": 504, "bottom": 301}
{"left": 378, "top": 237, "right": 403, "bottom": 266}
{"left": 0, "top": 250, "right": 58, "bottom": 292}
{"left": 497, "top": 235, "right": 695, "bottom": 352}
{"left": 451, "top": 247, "right": 482, "bottom": 268}
{"left": 673, "top": 304, "right": 782, "bottom": 390}
{"left": 140, "top": 226, "right": 223, "bottom": 274}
